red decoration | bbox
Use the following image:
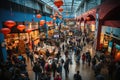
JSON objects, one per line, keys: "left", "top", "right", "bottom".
{"left": 36, "top": 14, "right": 42, "bottom": 18}
{"left": 11, "top": 34, "right": 15, "bottom": 38}
{"left": 4, "top": 20, "right": 16, "bottom": 28}
{"left": 46, "top": 21, "right": 53, "bottom": 26}
{"left": 54, "top": 0, "right": 63, "bottom": 8}
{"left": 40, "top": 20, "right": 45, "bottom": 26}
{"left": 86, "top": 16, "right": 90, "bottom": 21}
{"left": 53, "top": 17, "right": 56, "bottom": 20}
{"left": 17, "top": 25, "right": 26, "bottom": 31}
{"left": 115, "top": 52, "right": 120, "bottom": 61}
{"left": 26, "top": 29, "right": 32, "bottom": 33}
{"left": 59, "top": 8, "right": 63, "bottom": 12}
{"left": 0, "top": 28, "right": 11, "bottom": 34}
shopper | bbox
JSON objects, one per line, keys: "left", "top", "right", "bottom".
{"left": 96, "top": 73, "right": 105, "bottom": 80}
{"left": 64, "top": 59, "right": 69, "bottom": 78}
{"left": 73, "top": 71, "right": 82, "bottom": 80}
{"left": 29, "top": 51, "right": 34, "bottom": 66}
{"left": 82, "top": 53, "right": 86, "bottom": 65}
{"left": 33, "top": 62, "right": 42, "bottom": 80}
{"left": 52, "top": 60, "right": 57, "bottom": 77}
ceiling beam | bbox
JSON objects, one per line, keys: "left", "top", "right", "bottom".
{"left": 63, "top": 5, "right": 76, "bottom": 6}
{"left": 63, "top": 11, "right": 72, "bottom": 12}
{"left": 76, "top": 0, "right": 85, "bottom": 12}
{"left": 71, "top": 0, "right": 75, "bottom": 12}
{"left": 63, "top": 0, "right": 67, "bottom": 12}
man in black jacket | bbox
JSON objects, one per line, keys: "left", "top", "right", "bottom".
{"left": 64, "top": 59, "right": 69, "bottom": 78}
{"left": 73, "top": 71, "right": 82, "bottom": 80}
{"left": 33, "top": 62, "right": 42, "bottom": 80}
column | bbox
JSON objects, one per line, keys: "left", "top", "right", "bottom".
{"left": 0, "top": 32, "right": 7, "bottom": 62}
{"left": 84, "top": 1, "right": 87, "bottom": 12}
{"left": 96, "top": 20, "right": 103, "bottom": 50}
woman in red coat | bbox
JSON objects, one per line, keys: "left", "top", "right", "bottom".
{"left": 82, "top": 53, "right": 86, "bottom": 64}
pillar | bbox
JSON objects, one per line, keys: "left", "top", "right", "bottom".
{"left": 0, "top": 33, "right": 7, "bottom": 62}
{"left": 84, "top": 1, "right": 87, "bottom": 12}
{"left": 96, "top": 20, "right": 103, "bottom": 50}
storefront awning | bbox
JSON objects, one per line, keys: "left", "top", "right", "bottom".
{"left": 99, "top": 0, "right": 120, "bottom": 19}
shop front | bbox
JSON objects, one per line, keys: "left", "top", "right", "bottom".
{"left": 100, "top": 25, "right": 120, "bottom": 61}
{"left": 77, "top": 0, "right": 120, "bottom": 50}
{"left": 114, "top": 44, "right": 120, "bottom": 61}
{"left": 3, "top": 21, "right": 40, "bottom": 54}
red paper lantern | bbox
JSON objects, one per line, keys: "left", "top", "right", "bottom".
{"left": 36, "top": 14, "right": 42, "bottom": 18}
{"left": 26, "top": 29, "right": 32, "bottom": 33}
{"left": 115, "top": 52, "right": 120, "bottom": 61}
{"left": 53, "top": 17, "right": 56, "bottom": 20}
{"left": 54, "top": 0, "right": 63, "bottom": 8}
{"left": 86, "top": 16, "right": 91, "bottom": 21}
{"left": 17, "top": 25, "right": 26, "bottom": 31}
{"left": 4, "top": 20, "right": 16, "bottom": 28}
{"left": 0, "top": 28, "right": 11, "bottom": 34}
{"left": 40, "top": 20, "right": 45, "bottom": 26}
{"left": 46, "top": 21, "right": 53, "bottom": 26}
{"left": 59, "top": 8, "right": 63, "bottom": 12}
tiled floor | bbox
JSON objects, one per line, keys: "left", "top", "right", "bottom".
{"left": 26, "top": 42, "right": 97, "bottom": 80}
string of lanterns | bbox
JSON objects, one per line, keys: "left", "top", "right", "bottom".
{"left": 0, "top": 0, "right": 64, "bottom": 35}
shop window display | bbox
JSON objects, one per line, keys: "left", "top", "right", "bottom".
{"left": 108, "top": 41, "right": 113, "bottom": 53}
{"left": 115, "top": 44, "right": 120, "bottom": 61}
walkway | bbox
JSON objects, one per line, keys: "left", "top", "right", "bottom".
{"left": 26, "top": 41, "right": 96, "bottom": 80}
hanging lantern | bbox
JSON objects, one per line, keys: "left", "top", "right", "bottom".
{"left": 36, "top": 14, "right": 42, "bottom": 18}
{"left": 59, "top": 8, "right": 63, "bottom": 12}
{"left": 54, "top": 0, "right": 63, "bottom": 8}
{"left": 0, "top": 28, "right": 11, "bottom": 34}
{"left": 26, "top": 29, "right": 32, "bottom": 33}
{"left": 115, "top": 52, "right": 120, "bottom": 61}
{"left": 40, "top": 20, "right": 45, "bottom": 26}
{"left": 17, "top": 24, "right": 26, "bottom": 31}
{"left": 86, "top": 16, "right": 91, "bottom": 21}
{"left": 53, "top": 17, "right": 56, "bottom": 20}
{"left": 46, "top": 21, "right": 50, "bottom": 26}
{"left": 4, "top": 20, "right": 16, "bottom": 28}
{"left": 47, "top": 21, "right": 53, "bottom": 27}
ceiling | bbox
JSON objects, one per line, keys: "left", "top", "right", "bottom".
{"left": 40, "top": 0, "right": 82, "bottom": 18}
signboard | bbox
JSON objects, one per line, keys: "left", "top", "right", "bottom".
{"left": 53, "top": 34, "right": 59, "bottom": 38}
{"left": 25, "top": 22, "right": 38, "bottom": 30}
